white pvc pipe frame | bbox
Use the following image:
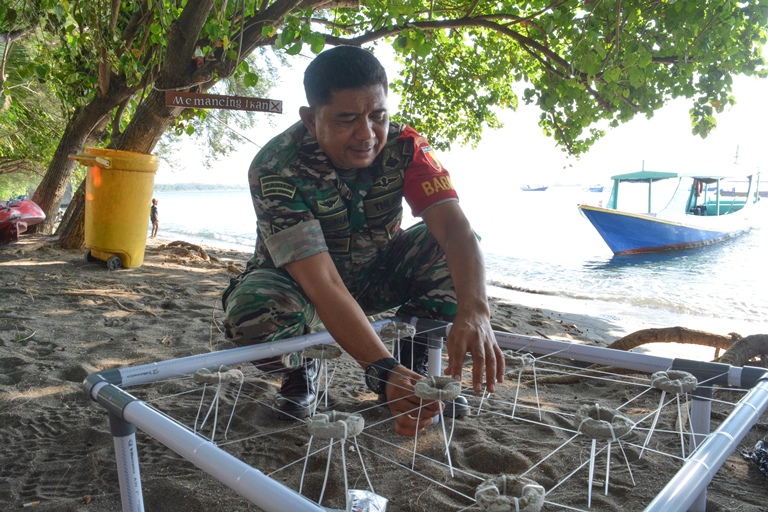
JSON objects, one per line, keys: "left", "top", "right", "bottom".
{"left": 83, "top": 319, "right": 768, "bottom": 512}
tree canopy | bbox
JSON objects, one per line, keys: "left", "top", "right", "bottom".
{"left": 1, "top": 0, "right": 766, "bottom": 243}
{"left": 0, "top": 27, "right": 66, "bottom": 198}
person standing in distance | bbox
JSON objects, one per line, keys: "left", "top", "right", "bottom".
{"left": 149, "top": 198, "right": 159, "bottom": 238}
{"left": 222, "top": 46, "right": 504, "bottom": 436}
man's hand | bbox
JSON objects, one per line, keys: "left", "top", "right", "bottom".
{"left": 444, "top": 311, "right": 504, "bottom": 394}
{"left": 384, "top": 366, "right": 442, "bottom": 437}
{"left": 421, "top": 201, "right": 505, "bottom": 394}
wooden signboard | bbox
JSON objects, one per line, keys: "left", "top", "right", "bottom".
{"left": 165, "top": 91, "right": 282, "bottom": 113}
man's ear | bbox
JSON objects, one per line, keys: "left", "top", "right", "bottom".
{"left": 299, "top": 106, "right": 316, "bottom": 137}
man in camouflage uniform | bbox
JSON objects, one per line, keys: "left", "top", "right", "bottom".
{"left": 222, "top": 46, "right": 503, "bottom": 437}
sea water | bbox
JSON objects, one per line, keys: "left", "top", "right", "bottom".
{"left": 152, "top": 186, "right": 768, "bottom": 331}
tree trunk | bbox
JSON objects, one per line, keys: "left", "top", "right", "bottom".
{"left": 112, "top": 87, "right": 185, "bottom": 153}
{"left": 55, "top": 178, "right": 86, "bottom": 249}
{"left": 27, "top": 105, "right": 98, "bottom": 235}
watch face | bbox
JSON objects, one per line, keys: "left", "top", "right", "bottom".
{"left": 365, "top": 365, "right": 385, "bottom": 394}
{"left": 365, "top": 358, "right": 398, "bottom": 394}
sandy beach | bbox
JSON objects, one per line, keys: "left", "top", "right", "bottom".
{"left": 1, "top": 235, "right": 766, "bottom": 511}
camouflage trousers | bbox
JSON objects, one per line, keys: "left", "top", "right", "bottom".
{"left": 221, "top": 222, "right": 457, "bottom": 364}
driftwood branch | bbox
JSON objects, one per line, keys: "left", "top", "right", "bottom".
{"left": 718, "top": 334, "right": 768, "bottom": 367}
{"left": 532, "top": 326, "right": 745, "bottom": 384}
{"left": 54, "top": 290, "right": 157, "bottom": 317}
{"left": 606, "top": 326, "right": 739, "bottom": 353}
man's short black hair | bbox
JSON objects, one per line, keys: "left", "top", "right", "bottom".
{"left": 303, "top": 46, "right": 388, "bottom": 107}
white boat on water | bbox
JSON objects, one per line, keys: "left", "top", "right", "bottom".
{"left": 579, "top": 167, "right": 763, "bottom": 254}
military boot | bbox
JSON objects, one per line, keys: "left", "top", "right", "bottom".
{"left": 273, "top": 359, "right": 321, "bottom": 420}
{"left": 396, "top": 336, "right": 430, "bottom": 377}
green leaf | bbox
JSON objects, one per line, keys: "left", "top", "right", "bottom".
{"left": 285, "top": 41, "right": 303, "bottom": 55}
{"left": 276, "top": 29, "right": 296, "bottom": 49}
{"left": 4, "top": 7, "right": 16, "bottom": 24}
{"left": 637, "top": 48, "right": 653, "bottom": 68}
{"left": 307, "top": 33, "right": 325, "bottom": 54}
{"left": 243, "top": 72, "right": 259, "bottom": 87}
{"left": 604, "top": 67, "right": 622, "bottom": 84}
{"left": 629, "top": 68, "right": 644, "bottom": 88}
{"left": 35, "top": 65, "right": 50, "bottom": 79}
{"left": 414, "top": 40, "right": 431, "bottom": 58}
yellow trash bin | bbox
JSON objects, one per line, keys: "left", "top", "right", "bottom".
{"left": 69, "top": 148, "right": 159, "bottom": 269}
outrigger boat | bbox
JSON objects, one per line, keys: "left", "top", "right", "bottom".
{"left": 578, "top": 167, "right": 763, "bottom": 255}
{"left": 521, "top": 184, "right": 548, "bottom": 191}
{"left": 0, "top": 198, "right": 46, "bottom": 244}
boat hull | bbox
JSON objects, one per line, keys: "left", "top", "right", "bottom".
{"left": 578, "top": 205, "right": 752, "bottom": 255}
{"left": 0, "top": 199, "right": 46, "bottom": 244}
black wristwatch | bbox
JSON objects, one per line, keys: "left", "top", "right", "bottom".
{"left": 364, "top": 357, "right": 400, "bottom": 395}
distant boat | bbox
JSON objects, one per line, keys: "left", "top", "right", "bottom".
{"left": 0, "top": 198, "right": 46, "bottom": 244}
{"left": 578, "top": 168, "right": 763, "bottom": 255}
{"left": 586, "top": 185, "right": 604, "bottom": 193}
{"left": 521, "top": 185, "right": 548, "bottom": 191}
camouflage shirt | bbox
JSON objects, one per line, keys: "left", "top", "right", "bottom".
{"left": 247, "top": 120, "right": 458, "bottom": 288}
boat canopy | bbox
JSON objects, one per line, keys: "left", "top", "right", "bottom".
{"left": 610, "top": 170, "right": 680, "bottom": 182}
{"left": 612, "top": 170, "right": 745, "bottom": 184}
{"left": 607, "top": 170, "right": 682, "bottom": 211}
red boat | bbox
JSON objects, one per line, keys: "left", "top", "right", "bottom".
{"left": 0, "top": 198, "right": 46, "bottom": 244}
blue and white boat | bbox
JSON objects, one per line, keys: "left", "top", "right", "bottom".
{"left": 578, "top": 167, "right": 763, "bottom": 255}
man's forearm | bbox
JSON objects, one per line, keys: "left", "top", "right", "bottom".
{"left": 284, "top": 252, "right": 393, "bottom": 369}
{"left": 436, "top": 212, "right": 490, "bottom": 318}
{"left": 312, "top": 285, "right": 393, "bottom": 368}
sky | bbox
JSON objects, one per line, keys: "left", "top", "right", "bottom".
{"left": 154, "top": 50, "right": 768, "bottom": 191}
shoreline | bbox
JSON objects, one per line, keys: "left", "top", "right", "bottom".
{"left": 9, "top": 232, "right": 760, "bottom": 352}
{"left": 146, "top": 234, "right": 765, "bottom": 358}
{"left": 156, "top": 233, "right": 766, "bottom": 361}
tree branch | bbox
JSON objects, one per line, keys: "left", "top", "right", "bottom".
{"left": 298, "top": 0, "right": 359, "bottom": 8}
{"left": 321, "top": 14, "right": 614, "bottom": 113}
{"left": 1, "top": 29, "right": 34, "bottom": 96}
{"left": 0, "top": 29, "right": 33, "bottom": 45}
{"left": 238, "top": 0, "right": 304, "bottom": 58}
{"left": 163, "top": 0, "right": 217, "bottom": 85}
